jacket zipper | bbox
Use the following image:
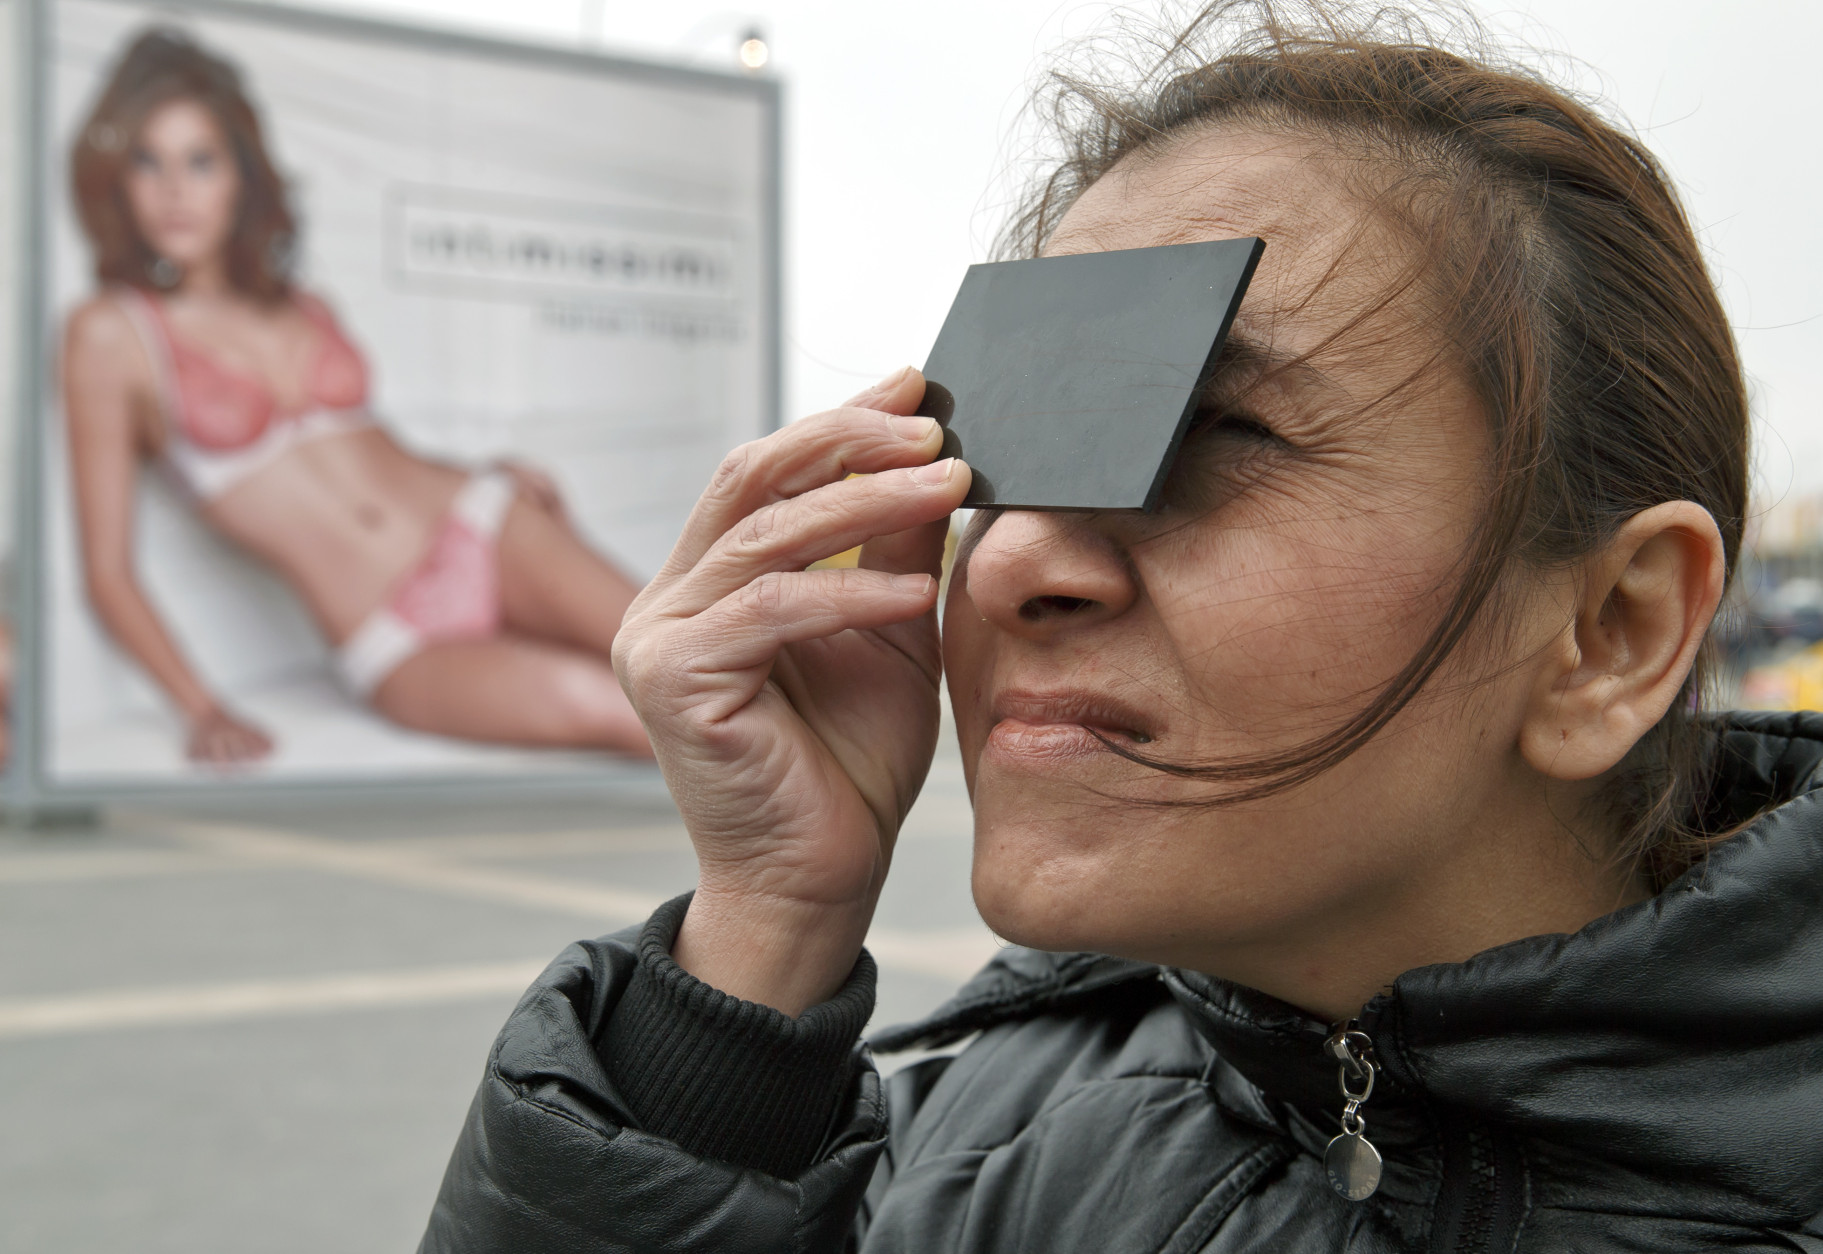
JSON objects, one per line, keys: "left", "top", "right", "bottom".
{"left": 1426, "top": 1108, "right": 1528, "bottom": 1254}
{"left": 1321, "top": 1025, "right": 1383, "bottom": 1201}
{"left": 1339, "top": 1018, "right": 1529, "bottom": 1252}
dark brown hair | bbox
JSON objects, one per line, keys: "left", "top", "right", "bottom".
{"left": 1004, "top": 1, "right": 1748, "bottom": 884}
{"left": 71, "top": 27, "right": 295, "bottom": 302}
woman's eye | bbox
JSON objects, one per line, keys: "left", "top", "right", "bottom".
{"left": 1156, "top": 409, "right": 1286, "bottom": 513}
{"left": 188, "top": 151, "right": 217, "bottom": 175}
{"left": 1192, "top": 410, "right": 1281, "bottom": 446}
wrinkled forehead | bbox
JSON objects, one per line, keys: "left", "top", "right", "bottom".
{"left": 1045, "top": 126, "right": 1415, "bottom": 362}
{"left": 1046, "top": 125, "right": 1481, "bottom": 441}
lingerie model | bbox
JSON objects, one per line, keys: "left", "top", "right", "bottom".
{"left": 115, "top": 288, "right": 524, "bottom": 697}
{"left": 61, "top": 28, "right": 650, "bottom": 764}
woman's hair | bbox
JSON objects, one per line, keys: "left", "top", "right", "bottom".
{"left": 1003, "top": 1, "right": 1748, "bottom": 885}
{"left": 71, "top": 27, "right": 296, "bottom": 302}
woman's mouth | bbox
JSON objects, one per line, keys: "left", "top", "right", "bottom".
{"left": 984, "top": 689, "right": 1157, "bottom": 764}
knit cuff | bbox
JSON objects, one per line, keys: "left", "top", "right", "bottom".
{"left": 599, "top": 892, "right": 877, "bottom": 1178}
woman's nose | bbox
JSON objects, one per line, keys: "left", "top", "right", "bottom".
{"left": 961, "top": 511, "right": 1138, "bottom": 638}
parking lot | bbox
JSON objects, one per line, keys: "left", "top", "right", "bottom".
{"left": 0, "top": 733, "right": 987, "bottom": 1253}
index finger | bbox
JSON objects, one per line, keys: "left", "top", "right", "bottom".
{"left": 656, "top": 368, "right": 939, "bottom": 582}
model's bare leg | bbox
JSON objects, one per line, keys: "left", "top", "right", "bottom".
{"left": 371, "top": 636, "right": 651, "bottom": 755}
{"left": 495, "top": 495, "right": 640, "bottom": 657}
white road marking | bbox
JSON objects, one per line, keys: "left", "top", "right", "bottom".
{"left": 0, "top": 817, "right": 1002, "bottom": 1038}
{"left": 0, "top": 824, "right": 693, "bottom": 885}
{"left": 157, "top": 820, "right": 668, "bottom": 923}
{"left": 0, "top": 922, "right": 1004, "bottom": 1041}
{"left": 357, "top": 826, "right": 691, "bottom": 860}
{"left": 0, "top": 960, "right": 548, "bottom": 1040}
{"left": 0, "top": 849, "right": 237, "bottom": 884}
{"left": 168, "top": 820, "right": 1002, "bottom": 979}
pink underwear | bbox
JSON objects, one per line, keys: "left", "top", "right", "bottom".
{"left": 335, "top": 472, "right": 516, "bottom": 696}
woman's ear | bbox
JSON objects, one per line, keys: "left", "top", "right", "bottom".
{"left": 1519, "top": 501, "right": 1726, "bottom": 782}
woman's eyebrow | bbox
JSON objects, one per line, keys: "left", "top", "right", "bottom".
{"left": 1199, "top": 331, "right": 1334, "bottom": 401}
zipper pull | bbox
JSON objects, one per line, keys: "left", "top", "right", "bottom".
{"left": 1323, "top": 1024, "right": 1383, "bottom": 1201}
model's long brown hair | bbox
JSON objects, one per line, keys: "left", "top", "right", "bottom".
{"left": 71, "top": 27, "right": 295, "bottom": 302}
{"left": 1003, "top": 1, "right": 1748, "bottom": 885}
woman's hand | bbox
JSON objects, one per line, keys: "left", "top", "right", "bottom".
{"left": 497, "top": 459, "right": 565, "bottom": 517}
{"left": 612, "top": 367, "right": 968, "bottom": 1015}
{"left": 186, "top": 705, "right": 274, "bottom": 764}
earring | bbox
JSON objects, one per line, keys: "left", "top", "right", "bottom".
{"left": 147, "top": 256, "right": 180, "bottom": 289}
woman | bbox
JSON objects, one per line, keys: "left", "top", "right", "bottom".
{"left": 422, "top": 4, "right": 1823, "bottom": 1250}
{"left": 63, "top": 29, "right": 649, "bottom": 764}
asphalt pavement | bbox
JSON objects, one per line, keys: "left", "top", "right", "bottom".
{"left": 0, "top": 733, "right": 987, "bottom": 1253}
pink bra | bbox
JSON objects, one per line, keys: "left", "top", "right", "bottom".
{"left": 115, "top": 287, "right": 375, "bottom": 500}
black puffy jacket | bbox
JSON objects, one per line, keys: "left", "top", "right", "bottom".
{"left": 421, "top": 712, "right": 1823, "bottom": 1252}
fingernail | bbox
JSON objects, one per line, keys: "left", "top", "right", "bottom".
{"left": 911, "top": 457, "right": 956, "bottom": 485}
{"left": 894, "top": 574, "right": 936, "bottom": 595}
{"left": 888, "top": 415, "right": 937, "bottom": 441}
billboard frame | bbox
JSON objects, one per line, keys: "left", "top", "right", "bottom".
{"left": 4, "top": 0, "right": 783, "bottom": 814}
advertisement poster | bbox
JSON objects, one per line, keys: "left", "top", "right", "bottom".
{"left": 13, "top": 0, "right": 778, "bottom": 799}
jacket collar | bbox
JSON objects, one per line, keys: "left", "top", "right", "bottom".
{"left": 875, "top": 713, "right": 1823, "bottom": 1221}
{"left": 1173, "top": 711, "right": 1823, "bottom": 1222}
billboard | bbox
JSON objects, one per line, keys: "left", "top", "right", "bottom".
{"left": 7, "top": 0, "right": 778, "bottom": 805}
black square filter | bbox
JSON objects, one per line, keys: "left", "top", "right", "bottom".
{"left": 917, "top": 237, "right": 1264, "bottom": 511}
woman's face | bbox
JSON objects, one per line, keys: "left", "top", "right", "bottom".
{"left": 124, "top": 99, "right": 241, "bottom": 271}
{"left": 942, "top": 127, "right": 1560, "bottom": 993}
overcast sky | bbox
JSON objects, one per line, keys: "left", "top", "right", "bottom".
{"left": 311, "top": 0, "right": 1823, "bottom": 502}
